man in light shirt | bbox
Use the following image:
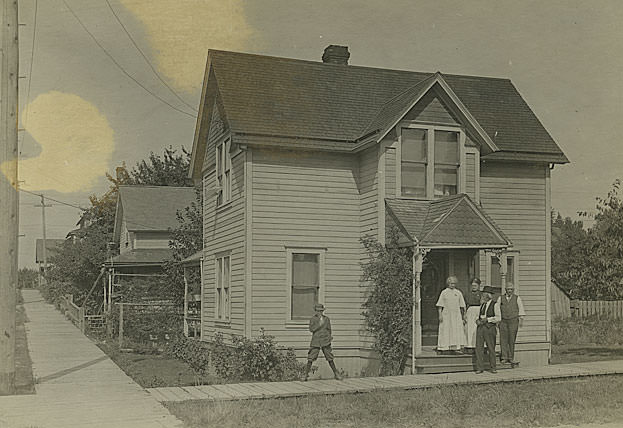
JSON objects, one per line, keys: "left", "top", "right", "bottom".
{"left": 475, "top": 286, "right": 501, "bottom": 374}
{"left": 499, "top": 283, "right": 526, "bottom": 365}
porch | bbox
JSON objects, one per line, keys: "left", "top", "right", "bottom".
{"left": 385, "top": 194, "right": 516, "bottom": 373}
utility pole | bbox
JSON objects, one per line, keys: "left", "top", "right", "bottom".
{"left": 0, "top": 0, "right": 19, "bottom": 395}
{"left": 35, "top": 194, "right": 51, "bottom": 274}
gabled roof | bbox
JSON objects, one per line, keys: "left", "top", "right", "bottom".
{"left": 385, "top": 194, "right": 511, "bottom": 248}
{"left": 190, "top": 49, "right": 568, "bottom": 178}
{"left": 114, "top": 186, "right": 197, "bottom": 239}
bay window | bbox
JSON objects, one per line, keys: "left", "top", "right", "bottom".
{"left": 400, "top": 125, "right": 461, "bottom": 199}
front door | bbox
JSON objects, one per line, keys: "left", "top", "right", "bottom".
{"left": 421, "top": 251, "right": 448, "bottom": 346}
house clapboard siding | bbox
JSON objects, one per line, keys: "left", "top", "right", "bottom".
{"left": 479, "top": 161, "right": 549, "bottom": 358}
{"left": 251, "top": 148, "right": 362, "bottom": 355}
{"left": 201, "top": 98, "right": 247, "bottom": 340}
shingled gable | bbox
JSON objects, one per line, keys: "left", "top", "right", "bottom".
{"left": 385, "top": 194, "right": 511, "bottom": 248}
{"left": 362, "top": 72, "right": 498, "bottom": 154}
{"left": 189, "top": 49, "right": 569, "bottom": 179}
{"left": 113, "top": 186, "right": 197, "bottom": 242}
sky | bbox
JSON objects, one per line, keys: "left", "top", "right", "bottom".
{"left": 14, "top": 0, "right": 623, "bottom": 267}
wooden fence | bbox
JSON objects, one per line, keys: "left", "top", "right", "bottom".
{"left": 551, "top": 282, "right": 571, "bottom": 319}
{"left": 59, "top": 294, "right": 85, "bottom": 331}
{"left": 571, "top": 300, "right": 623, "bottom": 319}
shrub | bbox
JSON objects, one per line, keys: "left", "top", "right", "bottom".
{"left": 360, "top": 228, "right": 413, "bottom": 376}
{"left": 210, "top": 330, "right": 307, "bottom": 382}
{"left": 108, "top": 303, "right": 183, "bottom": 346}
{"left": 163, "top": 334, "right": 212, "bottom": 376}
{"left": 552, "top": 316, "right": 623, "bottom": 345}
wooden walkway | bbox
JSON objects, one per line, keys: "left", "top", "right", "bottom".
{"left": 148, "top": 359, "right": 623, "bottom": 403}
{"left": 0, "top": 290, "right": 183, "bottom": 428}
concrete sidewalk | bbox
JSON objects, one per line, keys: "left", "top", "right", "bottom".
{"left": 0, "top": 289, "right": 183, "bottom": 428}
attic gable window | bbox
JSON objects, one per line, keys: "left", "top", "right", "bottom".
{"left": 216, "top": 138, "right": 231, "bottom": 206}
{"left": 400, "top": 125, "right": 462, "bottom": 199}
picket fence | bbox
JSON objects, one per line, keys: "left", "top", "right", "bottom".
{"left": 571, "top": 300, "right": 623, "bottom": 319}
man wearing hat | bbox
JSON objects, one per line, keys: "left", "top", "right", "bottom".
{"left": 304, "top": 303, "right": 342, "bottom": 381}
{"left": 498, "top": 282, "right": 525, "bottom": 365}
{"left": 475, "top": 286, "right": 501, "bottom": 373}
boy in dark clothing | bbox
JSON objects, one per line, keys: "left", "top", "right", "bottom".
{"left": 304, "top": 303, "right": 342, "bottom": 380}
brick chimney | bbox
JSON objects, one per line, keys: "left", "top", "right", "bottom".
{"left": 322, "top": 45, "right": 350, "bottom": 65}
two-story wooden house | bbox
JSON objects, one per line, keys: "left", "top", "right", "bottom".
{"left": 188, "top": 46, "right": 568, "bottom": 376}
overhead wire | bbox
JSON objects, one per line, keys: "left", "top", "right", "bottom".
{"left": 18, "top": 188, "right": 88, "bottom": 211}
{"left": 61, "top": 0, "right": 197, "bottom": 119}
{"left": 103, "top": 0, "right": 198, "bottom": 113}
{"left": 20, "top": 0, "right": 39, "bottom": 157}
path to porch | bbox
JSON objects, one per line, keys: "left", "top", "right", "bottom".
{"left": 0, "top": 289, "right": 183, "bottom": 428}
{"left": 148, "top": 359, "right": 623, "bottom": 403}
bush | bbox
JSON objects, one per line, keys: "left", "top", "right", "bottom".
{"left": 163, "top": 334, "right": 212, "bottom": 376}
{"left": 552, "top": 316, "right": 623, "bottom": 345}
{"left": 108, "top": 303, "right": 183, "bottom": 346}
{"left": 210, "top": 330, "right": 307, "bottom": 382}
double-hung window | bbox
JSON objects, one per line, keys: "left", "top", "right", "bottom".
{"left": 287, "top": 249, "right": 325, "bottom": 321}
{"left": 488, "top": 252, "right": 519, "bottom": 289}
{"left": 215, "top": 254, "right": 231, "bottom": 321}
{"left": 400, "top": 126, "right": 461, "bottom": 199}
{"left": 216, "top": 138, "right": 231, "bottom": 206}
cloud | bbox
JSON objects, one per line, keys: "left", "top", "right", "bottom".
{"left": 119, "top": 0, "right": 253, "bottom": 93}
{"left": 4, "top": 91, "right": 115, "bottom": 193}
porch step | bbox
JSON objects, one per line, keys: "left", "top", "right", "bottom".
{"left": 412, "top": 351, "right": 515, "bottom": 374}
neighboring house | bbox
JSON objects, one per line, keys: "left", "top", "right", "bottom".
{"left": 108, "top": 186, "right": 197, "bottom": 274}
{"left": 66, "top": 211, "right": 91, "bottom": 242}
{"left": 188, "top": 45, "right": 569, "bottom": 375}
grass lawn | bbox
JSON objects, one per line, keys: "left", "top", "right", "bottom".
{"left": 97, "top": 342, "right": 218, "bottom": 388}
{"left": 166, "top": 375, "right": 623, "bottom": 428}
{"left": 551, "top": 344, "right": 623, "bottom": 364}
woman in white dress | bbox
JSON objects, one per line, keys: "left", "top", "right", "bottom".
{"left": 464, "top": 277, "right": 483, "bottom": 353}
{"left": 436, "top": 276, "right": 466, "bottom": 354}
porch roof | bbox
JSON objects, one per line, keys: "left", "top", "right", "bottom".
{"left": 385, "top": 194, "right": 511, "bottom": 248}
{"left": 103, "top": 248, "right": 172, "bottom": 267}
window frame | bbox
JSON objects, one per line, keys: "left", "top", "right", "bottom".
{"left": 215, "top": 253, "right": 232, "bottom": 322}
{"left": 397, "top": 123, "right": 465, "bottom": 200}
{"left": 285, "top": 247, "right": 326, "bottom": 324}
{"left": 486, "top": 251, "right": 520, "bottom": 292}
{"left": 215, "top": 137, "right": 232, "bottom": 206}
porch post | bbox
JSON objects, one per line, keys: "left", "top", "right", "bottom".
{"left": 183, "top": 265, "right": 189, "bottom": 337}
{"left": 500, "top": 251, "right": 508, "bottom": 292}
{"left": 412, "top": 247, "right": 424, "bottom": 374}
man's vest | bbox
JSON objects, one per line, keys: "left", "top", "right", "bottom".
{"left": 480, "top": 300, "right": 496, "bottom": 318}
{"left": 500, "top": 294, "right": 520, "bottom": 320}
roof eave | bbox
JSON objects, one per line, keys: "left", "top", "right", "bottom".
{"left": 189, "top": 53, "right": 216, "bottom": 181}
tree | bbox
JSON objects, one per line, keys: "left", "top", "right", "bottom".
{"left": 551, "top": 213, "right": 589, "bottom": 296}
{"left": 360, "top": 228, "right": 413, "bottom": 376}
{"left": 17, "top": 268, "right": 38, "bottom": 289}
{"left": 552, "top": 179, "right": 623, "bottom": 299}
{"left": 163, "top": 187, "right": 203, "bottom": 304}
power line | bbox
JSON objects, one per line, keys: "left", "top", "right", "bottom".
{"left": 104, "top": 0, "right": 198, "bottom": 113}
{"left": 18, "top": 188, "right": 87, "bottom": 211}
{"left": 20, "top": 0, "right": 38, "bottom": 157}
{"left": 61, "top": 0, "right": 197, "bottom": 119}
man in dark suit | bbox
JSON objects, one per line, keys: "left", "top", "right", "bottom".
{"left": 304, "top": 303, "right": 342, "bottom": 380}
{"left": 475, "top": 286, "right": 501, "bottom": 374}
